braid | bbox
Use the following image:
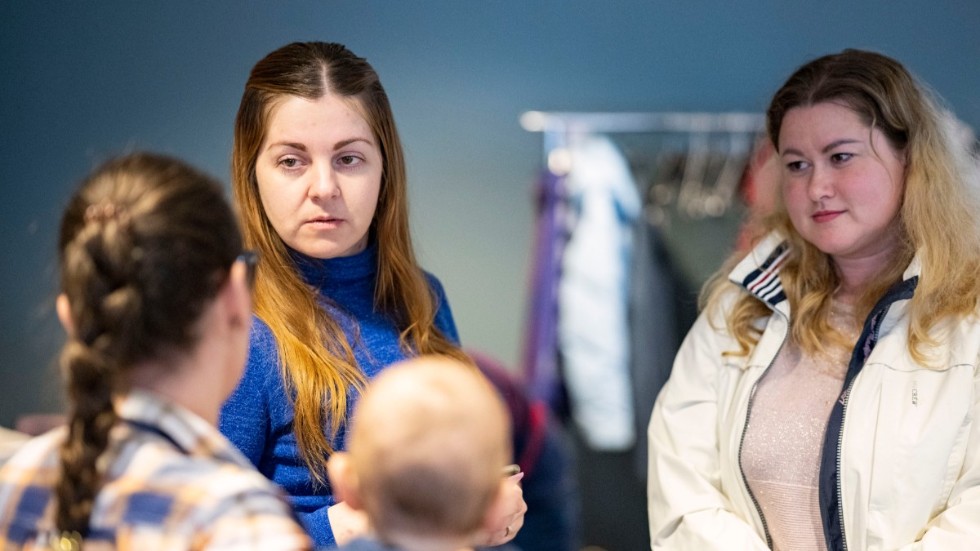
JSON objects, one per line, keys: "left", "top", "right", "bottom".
{"left": 55, "top": 212, "right": 141, "bottom": 536}
{"left": 56, "top": 341, "right": 118, "bottom": 536}
{"left": 51, "top": 152, "right": 243, "bottom": 538}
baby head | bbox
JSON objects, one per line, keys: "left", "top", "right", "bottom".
{"left": 329, "top": 355, "right": 512, "bottom": 544}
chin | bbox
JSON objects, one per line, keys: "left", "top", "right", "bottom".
{"left": 296, "top": 244, "right": 351, "bottom": 260}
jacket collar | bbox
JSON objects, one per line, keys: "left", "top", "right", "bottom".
{"left": 116, "top": 390, "right": 251, "bottom": 467}
{"left": 728, "top": 231, "right": 791, "bottom": 315}
{"left": 729, "top": 230, "right": 923, "bottom": 317}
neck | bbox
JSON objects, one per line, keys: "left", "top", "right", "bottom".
{"left": 125, "top": 302, "right": 236, "bottom": 426}
{"left": 832, "top": 248, "right": 899, "bottom": 304}
{"left": 126, "top": 286, "right": 246, "bottom": 425}
{"left": 126, "top": 353, "right": 222, "bottom": 425}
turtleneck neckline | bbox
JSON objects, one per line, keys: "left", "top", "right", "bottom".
{"left": 290, "top": 242, "right": 378, "bottom": 289}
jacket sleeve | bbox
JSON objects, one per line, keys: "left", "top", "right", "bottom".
{"left": 899, "top": 364, "right": 980, "bottom": 550}
{"left": 647, "top": 305, "right": 769, "bottom": 550}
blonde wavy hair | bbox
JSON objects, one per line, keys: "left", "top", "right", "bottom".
{"left": 705, "top": 49, "right": 980, "bottom": 365}
{"left": 232, "top": 42, "right": 470, "bottom": 482}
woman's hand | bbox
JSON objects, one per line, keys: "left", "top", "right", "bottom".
{"left": 327, "top": 501, "right": 370, "bottom": 545}
{"left": 477, "top": 471, "right": 527, "bottom": 546}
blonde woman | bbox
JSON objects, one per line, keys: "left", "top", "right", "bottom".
{"left": 648, "top": 49, "right": 980, "bottom": 550}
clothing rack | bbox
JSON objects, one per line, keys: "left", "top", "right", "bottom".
{"left": 520, "top": 111, "right": 766, "bottom": 174}
{"left": 520, "top": 110, "right": 765, "bottom": 135}
{"left": 519, "top": 112, "right": 773, "bottom": 551}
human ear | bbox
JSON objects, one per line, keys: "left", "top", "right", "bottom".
{"left": 224, "top": 260, "right": 253, "bottom": 329}
{"left": 327, "top": 452, "right": 363, "bottom": 510}
{"left": 55, "top": 293, "right": 75, "bottom": 337}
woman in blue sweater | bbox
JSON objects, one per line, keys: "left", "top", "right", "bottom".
{"left": 218, "top": 42, "right": 525, "bottom": 548}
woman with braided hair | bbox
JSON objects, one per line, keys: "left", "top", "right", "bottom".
{"left": 0, "top": 152, "right": 312, "bottom": 550}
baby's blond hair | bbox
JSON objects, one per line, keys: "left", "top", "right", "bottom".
{"left": 347, "top": 355, "right": 511, "bottom": 539}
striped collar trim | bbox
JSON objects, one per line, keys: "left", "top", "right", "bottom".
{"left": 733, "top": 236, "right": 790, "bottom": 308}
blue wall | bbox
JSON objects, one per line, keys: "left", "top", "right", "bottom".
{"left": 2, "top": 0, "right": 978, "bottom": 426}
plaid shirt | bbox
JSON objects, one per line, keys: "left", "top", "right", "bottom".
{"left": 0, "top": 390, "right": 312, "bottom": 550}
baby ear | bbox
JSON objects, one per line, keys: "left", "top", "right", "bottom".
{"left": 327, "top": 452, "right": 363, "bottom": 510}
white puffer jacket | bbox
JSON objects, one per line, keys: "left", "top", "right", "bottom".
{"left": 648, "top": 232, "right": 980, "bottom": 550}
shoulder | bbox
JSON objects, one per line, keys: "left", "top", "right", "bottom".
{"left": 0, "top": 426, "right": 30, "bottom": 463}
{"left": 1, "top": 428, "right": 63, "bottom": 471}
{"left": 700, "top": 282, "right": 746, "bottom": 329}
{"left": 0, "top": 429, "right": 63, "bottom": 492}
{"left": 422, "top": 270, "right": 448, "bottom": 298}
{"left": 248, "top": 315, "right": 278, "bottom": 357}
{"left": 237, "top": 315, "right": 285, "bottom": 391}
{"left": 421, "top": 271, "right": 459, "bottom": 342}
{"left": 116, "top": 437, "right": 291, "bottom": 515}
{"left": 158, "top": 460, "right": 310, "bottom": 549}
{"left": 422, "top": 271, "right": 455, "bottom": 316}
{"left": 219, "top": 316, "right": 285, "bottom": 439}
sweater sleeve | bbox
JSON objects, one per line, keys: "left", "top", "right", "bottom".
{"left": 219, "top": 316, "right": 274, "bottom": 467}
{"left": 297, "top": 504, "right": 337, "bottom": 548}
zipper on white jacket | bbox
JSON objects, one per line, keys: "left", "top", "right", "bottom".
{"left": 737, "top": 314, "right": 787, "bottom": 549}
{"left": 835, "top": 381, "right": 853, "bottom": 551}
{"left": 828, "top": 278, "right": 914, "bottom": 551}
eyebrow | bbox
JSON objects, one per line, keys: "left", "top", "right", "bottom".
{"left": 781, "top": 139, "right": 863, "bottom": 157}
{"left": 332, "top": 138, "right": 374, "bottom": 150}
{"left": 266, "top": 141, "right": 307, "bottom": 152}
{"left": 264, "top": 137, "right": 375, "bottom": 152}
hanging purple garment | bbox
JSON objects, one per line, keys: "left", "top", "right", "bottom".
{"left": 520, "top": 169, "right": 568, "bottom": 414}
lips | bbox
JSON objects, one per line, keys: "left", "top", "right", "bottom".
{"left": 305, "top": 215, "right": 343, "bottom": 227}
{"left": 812, "top": 209, "right": 844, "bottom": 223}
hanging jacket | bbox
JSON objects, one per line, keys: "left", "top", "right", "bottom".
{"left": 648, "top": 231, "right": 980, "bottom": 551}
{"left": 559, "top": 135, "right": 641, "bottom": 451}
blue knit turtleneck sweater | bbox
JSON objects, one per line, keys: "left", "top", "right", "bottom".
{"left": 218, "top": 244, "right": 459, "bottom": 547}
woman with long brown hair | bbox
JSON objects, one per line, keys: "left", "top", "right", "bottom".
{"left": 0, "top": 152, "right": 311, "bottom": 550}
{"left": 218, "top": 41, "right": 525, "bottom": 548}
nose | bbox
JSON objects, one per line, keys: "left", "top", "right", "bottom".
{"left": 308, "top": 165, "right": 340, "bottom": 200}
{"left": 806, "top": 167, "right": 834, "bottom": 202}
